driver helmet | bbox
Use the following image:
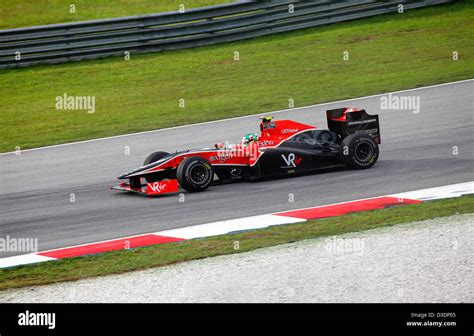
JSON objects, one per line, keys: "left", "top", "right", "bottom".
{"left": 242, "top": 133, "right": 258, "bottom": 147}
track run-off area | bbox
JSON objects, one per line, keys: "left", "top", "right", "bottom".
{"left": 1, "top": 79, "right": 473, "bottom": 257}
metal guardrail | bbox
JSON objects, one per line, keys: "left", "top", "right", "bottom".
{"left": 0, "top": 0, "right": 453, "bottom": 69}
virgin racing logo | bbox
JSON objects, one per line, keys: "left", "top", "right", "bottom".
{"left": 281, "top": 153, "right": 302, "bottom": 168}
{"left": 147, "top": 182, "right": 167, "bottom": 192}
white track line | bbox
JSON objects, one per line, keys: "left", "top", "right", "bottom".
{"left": 1, "top": 78, "right": 472, "bottom": 156}
{"left": 154, "top": 214, "right": 305, "bottom": 240}
{"left": 0, "top": 254, "right": 55, "bottom": 268}
{"left": 391, "top": 181, "right": 474, "bottom": 201}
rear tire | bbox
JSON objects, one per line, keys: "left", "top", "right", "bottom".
{"left": 143, "top": 151, "right": 169, "bottom": 183}
{"left": 340, "top": 134, "right": 379, "bottom": 169}
{"left": 177, "top": 157, "right": 213, "bottom": 192}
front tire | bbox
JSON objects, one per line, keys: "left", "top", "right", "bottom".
{"left": 143, "top": 151, "right": 169, "bottom": 183}
{"left": 177, "top": 157, "right": 213, "bottom": 192}
{"left": 340, "top": 134, "right": 379, "bottom": 169}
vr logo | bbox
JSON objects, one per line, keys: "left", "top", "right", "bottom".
{"left": 148, "top": 182, "right": 165, "bottom": 192}
{"left": 281, "top": 153, "right": 296, "bottom": 167}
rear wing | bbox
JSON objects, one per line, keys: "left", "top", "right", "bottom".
{"left": 326, "top": 108, "right": 381, "bottom": 144}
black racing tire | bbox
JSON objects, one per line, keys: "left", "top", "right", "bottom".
{"left": 143, "top": 151, "right": 169, "bottom": 183}
{"left": 177, "top": 157, "right": 214, "bottom": 192}
{"left": 340, "top": 134, "right": 379, "bottom": 169}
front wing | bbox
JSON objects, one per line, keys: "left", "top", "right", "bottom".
{"left": 111, "top": 179, "right": 179, "bottom": 196}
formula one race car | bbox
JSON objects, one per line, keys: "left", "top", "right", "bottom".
{"left": 112, "top": 107, "right": 380, "bottom": 196}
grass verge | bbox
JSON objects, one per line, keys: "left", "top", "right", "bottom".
{"left": 0, "top": 194, "right": 473, "bottom": 291}
{"left": 0, "top": 0, "right": 231, "bottom": 29}
{"left": 1, "top": 1, "right": 473, "bottom": 152}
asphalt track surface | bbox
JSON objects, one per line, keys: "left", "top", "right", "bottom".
{"left": 1, "top": 80, "right": 473, "bottom": 257}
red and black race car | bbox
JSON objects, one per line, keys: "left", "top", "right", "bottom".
{"left": 112, "top": 107, "right": 381, "bottom": 196}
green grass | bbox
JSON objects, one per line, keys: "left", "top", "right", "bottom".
{"left": 0, "top": 0, "right": 231, "bottom": 29}
{"left": 0, "top": 195, "right": 473, "bottom": 291}
{"left": 1, "top": 1, "right": 473, "bottom": 152}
